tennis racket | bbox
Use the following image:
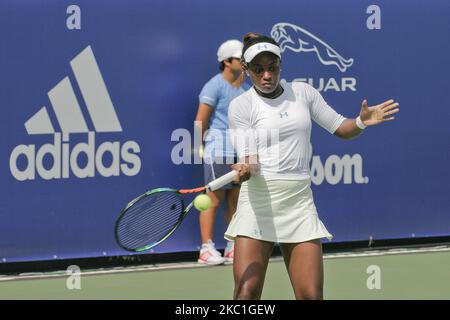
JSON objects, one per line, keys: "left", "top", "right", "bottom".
{"left": 114, "top": 170, "right": 238, "bottom": 252}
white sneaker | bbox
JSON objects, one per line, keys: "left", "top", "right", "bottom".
{"left": 224, "top": 241, "right": 234, "bottom": 263}
{"left": 198, "top": 240, "right": 225, "bottom": 265}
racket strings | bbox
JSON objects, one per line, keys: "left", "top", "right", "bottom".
{"left": 116, "top": 192, "right": 183, "bottom": 250}
{"left": 120, "top": 198, "right": 181, "bottom": 240}
{"left": 117, "top": 196, "right": 181, "bottom": 249}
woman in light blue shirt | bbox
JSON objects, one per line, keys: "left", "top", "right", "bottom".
{"left": 195, "top": 39, "right": 250, "bottom": 265}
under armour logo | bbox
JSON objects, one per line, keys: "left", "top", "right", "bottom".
{"left": 253, "top": 229, "right": 263, "bottom": 236}
{"left": 257, "top": 44, "right": 268, "bottom": 50}
{"left": 279, "top": 111, "right": 288, "bottom": 119}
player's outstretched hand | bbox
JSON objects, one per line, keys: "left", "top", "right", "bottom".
{"left": 360, "top": 99, "right": 400, "bottom": 126}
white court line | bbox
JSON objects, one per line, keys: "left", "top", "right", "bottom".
{"left": 1, "top": 245, "right": 450, "bottom": 282}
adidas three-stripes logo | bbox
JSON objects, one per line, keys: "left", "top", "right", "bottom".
{"left": 25, "top": 46, "right": 122, "bottom": 136}
{"left": 10, "top": 46, "right": 142, "bottom": 181}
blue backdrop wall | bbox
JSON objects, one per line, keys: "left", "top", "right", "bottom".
{"left": 1, "top": 0, "right": 449, "bottom": 263}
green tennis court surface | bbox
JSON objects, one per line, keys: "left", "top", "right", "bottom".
{"left": 1, "top": 247, "right": 450, "bottom": 300}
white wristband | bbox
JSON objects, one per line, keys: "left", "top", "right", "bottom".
{"left": 356, "top": 116, "right": 367, "bottom": 130}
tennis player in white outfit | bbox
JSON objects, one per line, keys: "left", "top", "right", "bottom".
{"left": 226, "top": 33, "right": 400, "bottom": 300}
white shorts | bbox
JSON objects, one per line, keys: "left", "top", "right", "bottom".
{"left": 224, "top": 176, "right": 333, "bottom": 243}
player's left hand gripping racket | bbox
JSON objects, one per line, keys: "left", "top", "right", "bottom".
{"left": 114, "top": 170, "right": 238, "bottom": 252}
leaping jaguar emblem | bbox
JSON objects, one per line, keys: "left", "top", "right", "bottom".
{"left": 271, "top": 22, "right": 354, "bottom": 72}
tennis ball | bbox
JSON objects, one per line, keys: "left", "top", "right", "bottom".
{"left": 194, "top": 194, "right": 212, "bottom": 211}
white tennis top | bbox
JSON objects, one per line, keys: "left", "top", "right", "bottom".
{"left": 228, "top": 80, "right": 346, "bottom": 180}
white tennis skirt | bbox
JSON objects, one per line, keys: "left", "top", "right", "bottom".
{"left": 224, "top": 176, "right": 333, "bottom": 243}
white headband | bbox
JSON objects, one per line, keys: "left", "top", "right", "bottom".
{"left": 243, "top": 42, "right": 281, "bottom": 63}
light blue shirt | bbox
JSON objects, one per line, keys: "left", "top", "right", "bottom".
{"left": 199, "top": 73, "right": 250, "bottom": 158}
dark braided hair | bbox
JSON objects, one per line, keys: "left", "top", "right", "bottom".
{"left": 241, "top": 32, "right": 280, "bottom": 65}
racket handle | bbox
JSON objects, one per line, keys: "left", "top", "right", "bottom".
{"left": 207, "top": 170, "right": 238, "bottom": 192}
